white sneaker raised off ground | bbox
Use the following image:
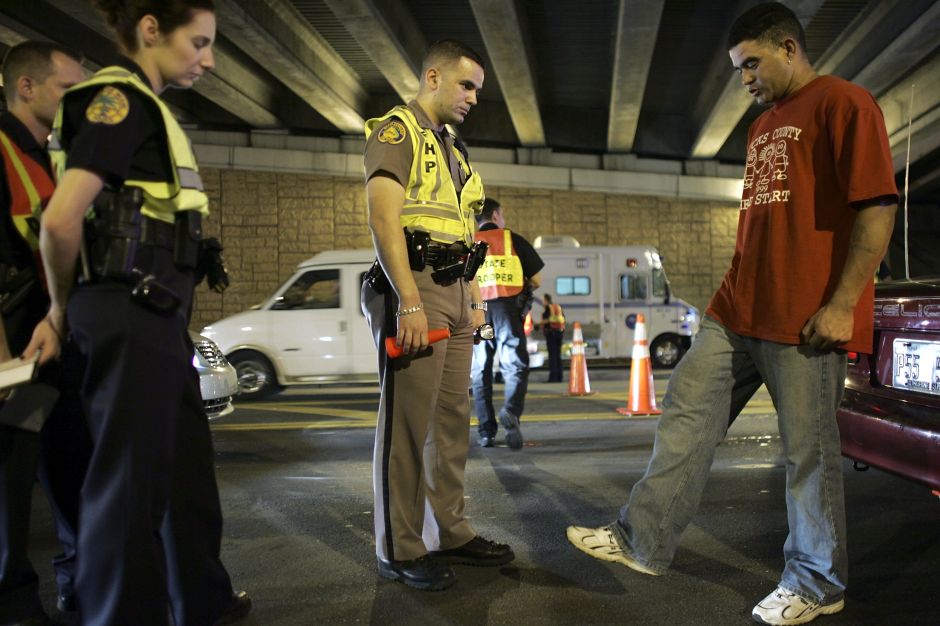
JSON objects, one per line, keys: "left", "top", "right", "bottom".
{"left": 565, "top": 525, "right": 660, "bottom": 576}
{"left": 752, "top": 587, "right": 844, "bottom": 625}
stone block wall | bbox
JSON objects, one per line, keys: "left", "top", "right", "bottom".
{"left": 190, "top": 167, "right": 740, "bottom": 332}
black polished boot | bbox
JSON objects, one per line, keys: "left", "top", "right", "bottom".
{"left": 377, "top": 555, "right": 456, "bottom": 590}
{"left": 431, "top": 536, "right": 515, "bottom": 566}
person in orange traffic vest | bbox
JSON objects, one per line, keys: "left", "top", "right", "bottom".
{"left": 471, "top": 198, "right": 543, "bottom": 449}
{"left": 0, "top": 40, "right": 85, "bottom": 623}
{"left": 540, "top": 293, "right": 565, "bottom": 383}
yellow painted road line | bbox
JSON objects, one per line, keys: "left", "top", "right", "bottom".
{"left": 241, "top": 405, "right": 375, "bottom": 420}
{"left": 212, "top": 402, "right": 777, "bottom": 432}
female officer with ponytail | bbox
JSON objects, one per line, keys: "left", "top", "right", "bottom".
{"left": 25, "top": 1, "right": 249, "bottom": 623}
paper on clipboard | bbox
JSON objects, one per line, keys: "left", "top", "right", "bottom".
{"left": 0, "top": 351, "right": 39, "bottom": 391}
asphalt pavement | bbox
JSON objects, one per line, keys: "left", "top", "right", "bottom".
{"left": 27, "top": 368, "right": 940, "bottom": 625}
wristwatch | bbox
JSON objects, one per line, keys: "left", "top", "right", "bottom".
{"left": 470, "top": 302, "right": 487, "bottom": 311}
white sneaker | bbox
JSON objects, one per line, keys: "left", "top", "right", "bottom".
{"left": 565, "top": 525, "right": 660, "bottom": 576}
{"left": 752, "top": 587, "right": 845, "bottom": 625}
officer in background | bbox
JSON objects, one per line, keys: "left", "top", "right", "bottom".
{"left": 24, "top": 1, "right": 247, "bottom": 624}
{"left": 361, "top": 39, "right": 514, "bottom": 591}
{"left": 540, "top": 293, "right": 565, "bottom": 383}
{"left": 471, "top": 198, "right": 543, "bottom": 449}
{"left": 0, "top": 40, "right": 85, "bottom": 626}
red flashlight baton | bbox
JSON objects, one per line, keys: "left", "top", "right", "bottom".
{"left": 385, "top": 328, "right": 451, "bottom": 359}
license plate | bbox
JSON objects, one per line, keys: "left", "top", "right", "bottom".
{"left": 892, "top": 338, "right": 940, "bottom": 395}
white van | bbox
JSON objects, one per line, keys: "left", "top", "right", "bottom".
{"left": 530, "top": 236, "right": 700, "bottom": 368}
{"left": 202, "top": 239, "right": 699, "bottom": 398}
{"left": 202, "top": 250, "right": 377, "bottom": 398}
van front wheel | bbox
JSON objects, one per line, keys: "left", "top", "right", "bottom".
{"left": 229, "top": 351, "right": 280, "bottom": 400}
{"left": 650, "top": 334, "right": 682, "bottom": 369}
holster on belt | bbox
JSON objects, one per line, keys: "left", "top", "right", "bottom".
{"left": 365, "top": 260, "right": 390, "bottom": 294}
{"left": 83, "top": 186, "right": 203, "bottom": 281}
{"left": 84, "top": 186, "right": 144, "bottom": 281}
{"left": 404, "top": 228, "right": 430, "bottom": 271}
{"left": 173, "top": 210, "right": 201, "bottom": 270}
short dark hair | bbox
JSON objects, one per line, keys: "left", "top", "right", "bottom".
{"left": 543, "top": 293, "right": 553, "bottom": 303}
{"left": 94, "top": 0, "right": 215, "bottom": 53}
{"left": 477, "top": 197, "right": 500, "bottom": 224}
{"left": 422, "top": 39, "right": 485, "bottom": 74}
{"left": 2, "top": 41, "right": 83, "bottom": 102}
{"left": 727, "top": 2, "right": 806, "bottom": 53}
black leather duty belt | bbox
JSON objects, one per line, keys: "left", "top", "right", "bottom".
{"left": 425, "top": 242, "right": 469, "bottom": 269}
{"left": 140, "top": 216, "right": 176, "bottom": 250}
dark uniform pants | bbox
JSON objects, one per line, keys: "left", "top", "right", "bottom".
{"left": 0, "top": 425, "right": 43, "bottom": 623}
{"left": 362, "top": 267, "right": 477, "bottom": 562}
{"left": 0, "top": 322, "right": 84, "bottom": 623}
{"left": 66, "top": 245, "right": 233, "bottom": 626}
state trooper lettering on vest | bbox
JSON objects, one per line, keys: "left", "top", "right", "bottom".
{"left": 474, "top": 229, "right": 524, "bottom": 300}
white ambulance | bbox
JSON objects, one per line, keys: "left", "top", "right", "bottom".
{"left": 530, "top": 236, "right": 700, "bottom": 368}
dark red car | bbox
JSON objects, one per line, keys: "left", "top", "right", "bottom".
{"left": 837, "top": 278, "right": 940, "bottom": 492}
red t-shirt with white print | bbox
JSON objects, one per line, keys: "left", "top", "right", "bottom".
{"left": 706, "top": 75, "right": 898, "bottom": 353}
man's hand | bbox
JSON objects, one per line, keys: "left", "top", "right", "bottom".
{"left": 396, "top": 309, "right": 429, "bottom": 355}
{"left": 801, "top": 303, "right": 854, "bottom": 352}
{"left": 23, "top": 310, "right": 65, "bottom": 365}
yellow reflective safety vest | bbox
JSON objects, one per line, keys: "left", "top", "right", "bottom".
{"left": 49, "top": 66, "right": 209, "bottom": 225}
{"left": 364, "top": 105, "right": 484, "bottom": 246}
{"left": 547, "top": 303, "right": 566, "bottom": 331}
{"left": 475, "top": 228, "right": 524, "bottom": 299}
{"left": 0, "top": 130, "right": 55, "bottom": 255}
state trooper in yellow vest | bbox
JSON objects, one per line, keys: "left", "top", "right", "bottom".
{"left": 0, "top": 40, "right": 84, "bottom": 624}
{"left": 471, "top": 198, "right": 543, "bottom": 450}
{"left": 27, "top": 27, "right": 248, "bottom": 622}
{"left": 361, "top": 40, "right": 514, "bottom": 591}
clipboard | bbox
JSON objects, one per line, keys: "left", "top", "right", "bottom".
{"left": 0, "top": 383, "right": 60, "bottom": 432}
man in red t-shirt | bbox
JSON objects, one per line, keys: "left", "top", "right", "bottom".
{"left": 567, "top": 4, "right": 898, "bottom": 625}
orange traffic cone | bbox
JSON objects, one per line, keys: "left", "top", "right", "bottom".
{"left": 617, "top": 314, "right": 662, "bottom": 416}
{"left": 567, "top": 322, "right": 594, "bottom": 396}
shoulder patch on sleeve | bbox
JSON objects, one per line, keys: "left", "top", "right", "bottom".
{"left": 85, "top": 86, "right": 130, "bottom": 125}
{"left": 377, "top": 120, "right": 407, "bottom": 145}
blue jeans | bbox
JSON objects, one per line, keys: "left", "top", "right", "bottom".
{"left": 613, "top": 316, "right": 848, "bottom": 605}
{"left": 471, "top": 299, "right": 529, "bottom": 436}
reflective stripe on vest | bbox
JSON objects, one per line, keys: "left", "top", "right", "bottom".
{"left": 364, "top": 105, "right": 484, "bottom": 245}
{"left": 548, "top": 303, "right": 565, "bottom": 330}
{"left": 49, "top": 66, "right": 208, "bottom": 225}
{"left": 475, "top": 228, "right": 524, "bottom": 299}
{"left": 0, "top": 130, "right": 55, "bottom": 254}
